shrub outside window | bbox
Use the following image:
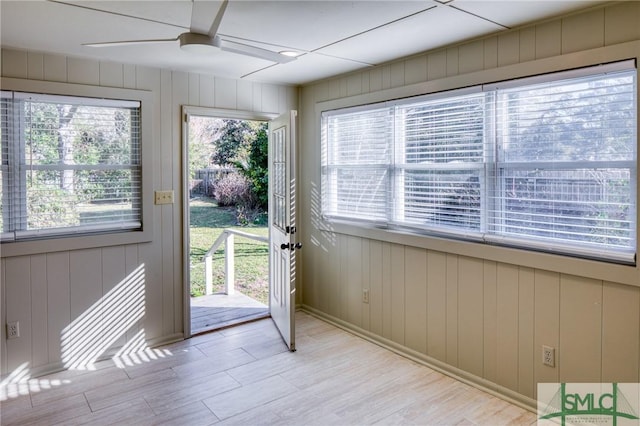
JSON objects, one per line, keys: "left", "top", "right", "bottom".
{"left": 321, "top": 61, "right": 637, "bottom": 263}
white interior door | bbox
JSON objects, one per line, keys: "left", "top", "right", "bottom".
{"left": 268, "top": 110, "right": 298, "bottom": 351}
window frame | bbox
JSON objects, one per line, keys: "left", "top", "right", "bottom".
{"left": 0, "top": 77, "right": 154, "bottom": 257}
{"left": 318, "top": 57, "right": 639, "bottom": 275}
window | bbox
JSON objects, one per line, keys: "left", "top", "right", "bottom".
{"left": 1, "top": 91, "right": 142, "bottom": 241}
{"left": 322, "top": 61, "right": 637, "bottom": 263}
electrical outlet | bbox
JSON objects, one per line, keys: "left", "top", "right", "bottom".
{"left": 154, "top": 190, "right": 174, "bottom": 205}
{"left": 542, "top": 345, "right": 555, "bottom": 367}
{"left": 7, "top": 321, "right": 19, "bottom": 339}
{"left": 363, "top": 289, "right": 370, "bottom": 304}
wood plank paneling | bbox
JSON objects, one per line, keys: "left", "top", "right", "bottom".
{"left": 369, "top": 240, "right": 383, "bottom": 336}
{"left": 188, "top": 73, "right": 200, "bottom": 106}
{"left": 519, "top": 27, "right": 536, "bottom": 62}
{"left": 445, "top": 254, "right": 458, "bottom": 366}
{"left": 404, "top": 247, "right": 427, "bottom": 354}
{"left": 136, "top": 65, "right": 163, "bottom": 341}
{"left": 446, "top": 47, "right": 459, "bottom": 77}
{"left": 604, "top": 1, "right": 640, "bottom": 46}
{"left": 562, "top": 9, "right": 604, "bottom": 54}
{"left": 5, "top": 257, "right": 32, "bottom": 372}
{"left": 30, "top": 254, "right": 48, "bottom": 367}
{"left": 559, "top": 275, "right": 602, "bottom": 383}
{"left": 426, "top": 251, "right": 446, "bottom": 362}
{"left": 199, "top": 75, "right": 215, "bottom": 107}
{"left": 1, "top": 258, "right": 6, "bottom": 373}
{"left": 517, "top": 267, "right": 534, "bottom": 398}
{"left": 601, "top": 282, "right": 640, "bottom": 382}
{"left": 346, "top": 74, "right": 362, "bottom": 97}
{"left": 381, "top": 65, "right": 392, "bottom": 90}
{"left": 361, "top": 239, "right": 371, "bottom": 330}
{"left": 43, "top": 54, "right": 67, "bottom": 82}
{"left": 380, "top": 242, "right": 392, "bottom": 341}
{"left": 123, "top": 64, "right": 136, "bottom": 89}
{"left": 497, "top": 32, "right": 519, "bottom": 67}
{"left": 99, "top": 61, "right": 123, "bottom": 88}
{"left": 534, "top": 270, "right": 560, "bottom": 389}
{"left": 346, "top": 236, "right": 362, "bottom": 328}
{"left": 496, "top": 263, "right": 518, "bottom": 391}
{"left": 214, "top": 77, "right": 237, "bottom": 110}
{"left": 483, "top": 37, "right": 498, "bottom": 69}
{"left": 457, "top": 257, "right": 484, "bottom": 377}
{"left": 404, "top": 56, "right": 427, "bottom": 85}
{"left": 262, "top": 84, "right": 279, "bottom": 113}
{"left": 2, "top": 49, "right": 27, "bottom": 78}
{"left": 483, "top": 260, "right": 497, "bottom": 383}
{"left": 535, "top": 21, "right": 562, "bottom": 59}
{"left": 360, "top": 72, "right": 370, "bottom": 94}
{"left": 47, "top": 252, "right": 70, "bottom": 364}
{"left": 252, "top": 82, "right": 263, "bottom": 112}
{"left": 369, "top": 68, "right": 383, "bottom": 93}
{"left": 427, "top": 50, "right": 447, "bottom": 80}
{"left": 390, "top": 62, "right": 405, "bottom": 88}
{"left": 69, "top": 249, "right": 102, "bottom": 320}
{"left": 390, "top": 244, "right": 405, "bottom": 345}
{"left": 171, "top": 71, "right": 188, "bottom": 335}
{"left": 326, "top": 228, "right": 340, "bottom": 319}
{"left": 458, "top": 40, "right": 484, "bottom": 74}
{"left": 67, "top": 57, "right": 99, "bottom": 85}
{"left": 338, "top": 234, "right": 349, "bottom": 321}
{"left": 237, "top": 80, "right": 253, "bottom": 111}
{"left": 27, "top": 52, "right": 44, "bottom": 80}
{"left": 102, "top": 246, "right": 126, "bottom": 349}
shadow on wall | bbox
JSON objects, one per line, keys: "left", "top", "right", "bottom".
{"left": 61, "top": 264, "right": 146, "bottom": 370}
{"left": 0, "top": 263, "right": 172, "bottom": 401}
{"left": 309, "top": 182, "right": 336, "bottom": 251}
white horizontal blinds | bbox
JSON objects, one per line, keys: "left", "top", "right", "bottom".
{"left": 492, "top": 69, "right": 636, "bottom": 257}
{"left": 322, "top": 106, "right": 392, "bottom": 221}
{"left": 395, "top": 93, "right": 485, "bottom": 231}
{"left": 2, "top": 91, "right": 142, "bottom": 240}
{"left": 0, "top": 91, "right": 11, "bottom": 237}
{"left": 320, "top": 60, "right": 636, "bottom": 263}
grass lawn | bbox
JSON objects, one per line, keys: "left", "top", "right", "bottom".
{"left": 189, "top": 196, "right": 269, "bottom": 304}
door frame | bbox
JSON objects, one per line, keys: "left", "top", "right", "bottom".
{"left": 181, "top": 106, "right": 278, "bottom": 338}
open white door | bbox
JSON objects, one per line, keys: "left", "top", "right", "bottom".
{"left": 268, "top": 110, "right": 298, "bottom": 351}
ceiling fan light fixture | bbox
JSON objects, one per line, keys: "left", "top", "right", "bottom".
{"left": 179, "top": 33, "right": 217, "bottom": 54}
{"left": 279, "top": 50, "right": 301, "bottom": 57}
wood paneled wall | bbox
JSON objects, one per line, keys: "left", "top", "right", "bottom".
{"left": 299, "top": 1, "right": 640, "bottom": 405}
{"left": 0, "top": 49, "right": 297, "bottom": 376}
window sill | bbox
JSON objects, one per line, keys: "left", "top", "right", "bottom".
{"left": 0, "top": 228, "right": 152, "bottom": 258}
{"left": 319, "top": 219, "right": 640, "bottom": 287}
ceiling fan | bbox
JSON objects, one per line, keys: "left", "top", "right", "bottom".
{"left": 82, "top": 0, "right": 297, "bottom": 64}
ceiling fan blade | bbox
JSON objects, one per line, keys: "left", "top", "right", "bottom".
{"left": 83, "top": 38, "right": 177, "bottom": 47}
{"left": 189, "top": 0, "right": 228, "bottom": 37}
{"left": 216, "top": 38, "right": 296, "bottom": 64}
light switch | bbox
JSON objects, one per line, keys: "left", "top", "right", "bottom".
{"left": 154, "top": 190, "right": 174, "bottom": 205}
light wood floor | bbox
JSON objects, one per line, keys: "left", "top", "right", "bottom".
{"left": 191, "top": 292, "right": 268, "bottom": 334}
{"left": 0, "top": 311, "right": 536, "bottom": 425}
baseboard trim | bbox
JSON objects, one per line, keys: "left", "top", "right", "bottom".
{"left": 300, "top": 304, "right": 537, "bottom": 414}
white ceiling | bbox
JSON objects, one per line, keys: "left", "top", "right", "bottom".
{"left": 0, "top": 0, "right": 604, "bottom": 86}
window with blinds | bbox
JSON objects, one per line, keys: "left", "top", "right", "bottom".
{"left": 1, "top": 91, "right": 142, "bottom": 241}
{"left": 321, "top": 61, "right": 637, "bottom": 263}
{"left": 322, "top": 106, "right": 392, "bottom": 222}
